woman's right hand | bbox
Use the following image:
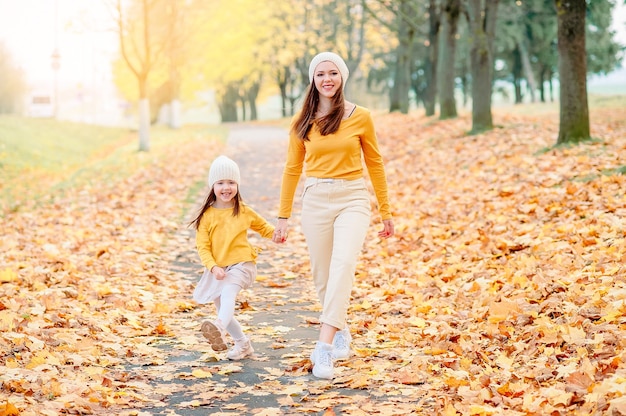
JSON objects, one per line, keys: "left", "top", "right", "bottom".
{"left": 273, "top": 218, "right": 288, "bottom": 243}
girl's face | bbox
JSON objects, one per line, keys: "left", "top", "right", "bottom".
{"left": 313, "top": 61, "right": 342, "bottom": 99}
{"left": 213, "top": 180, "right": 238, "bottom": 205}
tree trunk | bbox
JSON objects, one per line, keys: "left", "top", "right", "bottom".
{"left": 518, "top": 39, "right": 537, "bottom": 103}
{"left": 289, "top": 97, "right": 297, "bottom": 116}
{"left": 390, "top": 41, "right": 412, "bottom": 113}
{"left": 170, "top": 99, "right": 181, "bottom": 129}
{"left": 390, "top": 0, "right": 413, "bottom": 113}
{"left": 278, "top": 68, "right": 288, "bottom": 118}
{"left": 439, "top": 0, "right": 460, "bottom": 119}
{"left": 240, "top": 96, "right": 246, "bottom": 121}
{"left": 116, "top": 0, "right": 153, "bottom": 151}
{"left": 513, "top": 47, "right": 523, "bottom": 103}
{"left": 246, "top": 81, "right": 260, "bottom": 121}
{"left": 217, "top": 84, "right": 239, "bottom": 123}
{"left": 549, "top": 78, "right": 554, "bottom": 102}
{"left": 138, "top": 98, "right": 150, "bottom": 152}
{"left": 424, "top": 0, "right": 440, "bottom": 116}
{"left": 460, "top": 70, "right": 469, "bottom": 106}
{"left": 467, "top": 0, "right": 499, "bottom": 133}
{"left": 555, "top": 0, "right": 590, "bottom": 144}
{"left": 538, "top": 66, "right": 547, "bottom": 103}
{"left": 169, "top": 68, "right": 181, "bottom": 129}
{"left": 279, "top": 82, "right": 287, "bottom": 118}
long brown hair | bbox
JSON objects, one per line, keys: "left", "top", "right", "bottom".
{"left": 293, "top": 82, "right": 345, "bottom": 140}
{"left": 188, "top": 188, "right": 243, "bottom": 230}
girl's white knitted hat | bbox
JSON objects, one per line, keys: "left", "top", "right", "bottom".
{"left": 308, "top": 51, "right": 350, "bottom": 88}
{"left": 208, "top": 155, "right": 240, "bottom": 189}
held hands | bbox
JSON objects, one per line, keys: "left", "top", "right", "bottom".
{"left": 211, "top": 266, "right": 226, "bottom": 280}
{"left": 378, "top": 219, "right": 395, "bottom": 239}
{"left": 272, "top": 218, "right": 288, "bottom": 243}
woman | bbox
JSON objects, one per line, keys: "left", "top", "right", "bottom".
{"left": 272, "top": 51, "right": 394, "bottom": 379}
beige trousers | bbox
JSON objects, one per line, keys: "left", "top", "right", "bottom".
{"left": 300, "top": 177, "right": 371, "bottom": 329}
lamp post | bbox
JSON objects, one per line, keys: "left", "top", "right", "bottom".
{"left": 51, "top": 0, "right": 60, "bottom": 119}
{"left": 51, "top": 48, "right": 61, "bottom": 118}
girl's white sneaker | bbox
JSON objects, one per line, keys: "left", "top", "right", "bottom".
{"left": 227, "top": 339, "right": 254, "bottom": 360}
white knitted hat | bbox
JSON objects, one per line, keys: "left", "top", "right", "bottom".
{"left": 308, "top": 52, "right": 349, "bottom": 88}
{"left": 208, "top": 155, "right": 240, "bottom": 189}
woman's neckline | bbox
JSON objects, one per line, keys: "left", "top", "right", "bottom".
{"left": 315, "top": 102, "right": 357, "bottom": 120}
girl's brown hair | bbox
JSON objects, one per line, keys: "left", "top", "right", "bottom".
{"left": 188, "top": 188, "right": 243, "bottom": 230}
{"left": 292, "top": 82, "right": 345, "bottom": 140}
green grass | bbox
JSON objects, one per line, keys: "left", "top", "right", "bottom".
{"left": 0, "top": 116, "right": 228, "bottom": 213}
{"left": 0, "top": 116, "right": 130, "bottom": 174}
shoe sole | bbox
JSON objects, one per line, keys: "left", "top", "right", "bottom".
{"left": 228, "top": 348, "right": 254, "bottom": 360}
{"left": 201, "top": 321, "right": 227, "bottom": 351}
{"left": 312, "top": 365, "right": 333, "bottom": 379}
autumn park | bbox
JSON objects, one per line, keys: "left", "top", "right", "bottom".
{"left": 1, "top": 0, "right": 626, "bottom": 415}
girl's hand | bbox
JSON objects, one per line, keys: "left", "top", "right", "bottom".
{"left": 273, "top": 218, "right": 288, "bottom": 243}
{"left": 211, "top": 266, "right": 226, "bottom": 280}
{"left": 378, "top": 219, "right": 395, "bottom": 239}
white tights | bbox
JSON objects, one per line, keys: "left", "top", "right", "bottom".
{"left": 213, "top": 283, "right": 245, "bottom": 341}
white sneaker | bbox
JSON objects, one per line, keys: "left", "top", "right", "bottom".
{"left": 310, "top": 341, "right": 334, "bottom": 379}
{"left": 227, "top": 339, "right": 254, "bottom": 360}
{"left": 332, "top": 328, "right": 352, "bottom": 360}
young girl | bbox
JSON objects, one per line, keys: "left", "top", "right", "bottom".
{"left": 190, "top": 155, "right": 276, "bottom": 360}
{"left": 273, "top": 52, "right": 394, "bottom": 379}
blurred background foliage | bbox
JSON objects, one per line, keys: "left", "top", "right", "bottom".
{"left": 106, "top": 0, "right": 624, "bottom": 121}
{"left": 0, "top": 0, "right": 624, "bottom": 130}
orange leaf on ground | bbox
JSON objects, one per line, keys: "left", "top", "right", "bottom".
{"left": 0, "top": 401, "right": 20, "bottom": 416}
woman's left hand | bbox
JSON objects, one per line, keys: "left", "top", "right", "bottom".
{"left": 273, "top": 218, "right": 289, "bottom": 243}
{"left": 378, "top": 219, "right": 395, "bottom": 239}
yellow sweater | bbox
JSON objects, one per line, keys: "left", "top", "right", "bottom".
{"left": 279, "top": 105, "right": 392, "bottom": 220}
{"left": 196, "top": 205, "right": 275, "bottom": 272}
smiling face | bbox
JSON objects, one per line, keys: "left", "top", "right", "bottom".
{"left": 313, "top": 61, "right": 342, "bottom": 99}
{"left": 212, "top": 179, "right": 238, "bottom": 207}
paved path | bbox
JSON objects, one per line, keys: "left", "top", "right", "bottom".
{"left": 131, "top": 124, "right": 371, "bottom": 416}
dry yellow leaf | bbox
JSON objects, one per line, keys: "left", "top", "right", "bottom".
{"left": 191, "top": 368, "right": 213, "bottom": 378}
{"left": 0, "top": 268, "right": 17, "bottom": 283}
{"left": 151, "top": 302, "right": 172, "bottom": 313}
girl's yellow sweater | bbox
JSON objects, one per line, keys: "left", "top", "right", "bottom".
{"left": 279, "top": 105, "right": 392, "bottom": 220}
{"left": 196, "top": 205, "right": 275, "bottom": 272}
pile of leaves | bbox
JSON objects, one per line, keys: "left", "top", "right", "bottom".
{"left": 352, "top": 107, "right": 626, "bottom": 415}
{"left": 1, "top": 135, "right": 225, "bottom": 415}
{"left": 1, "top": 106, "right": 625, "bottom": 415}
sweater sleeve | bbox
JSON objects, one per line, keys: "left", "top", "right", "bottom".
{"left": 278, "top": 126, "right": 305, "bottom": 218}
{"left": 360, "top": 109, "right": 392, "bottom": 220}
{"left": 247, "top": 206, "right": 276, "bottom": 238}
{"left": 195, "top": 214, "right": 218, "bottom": 271}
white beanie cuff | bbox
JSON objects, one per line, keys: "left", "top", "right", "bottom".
{"left": 308, "top": 52, "right": 349, "bottom": 88}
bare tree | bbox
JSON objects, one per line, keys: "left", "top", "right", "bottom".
{"left": 109, "top": 0, "right": 165, "bottom": 151}
{"left": 0, "top": 42, "right": 27, "bottom": 114}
